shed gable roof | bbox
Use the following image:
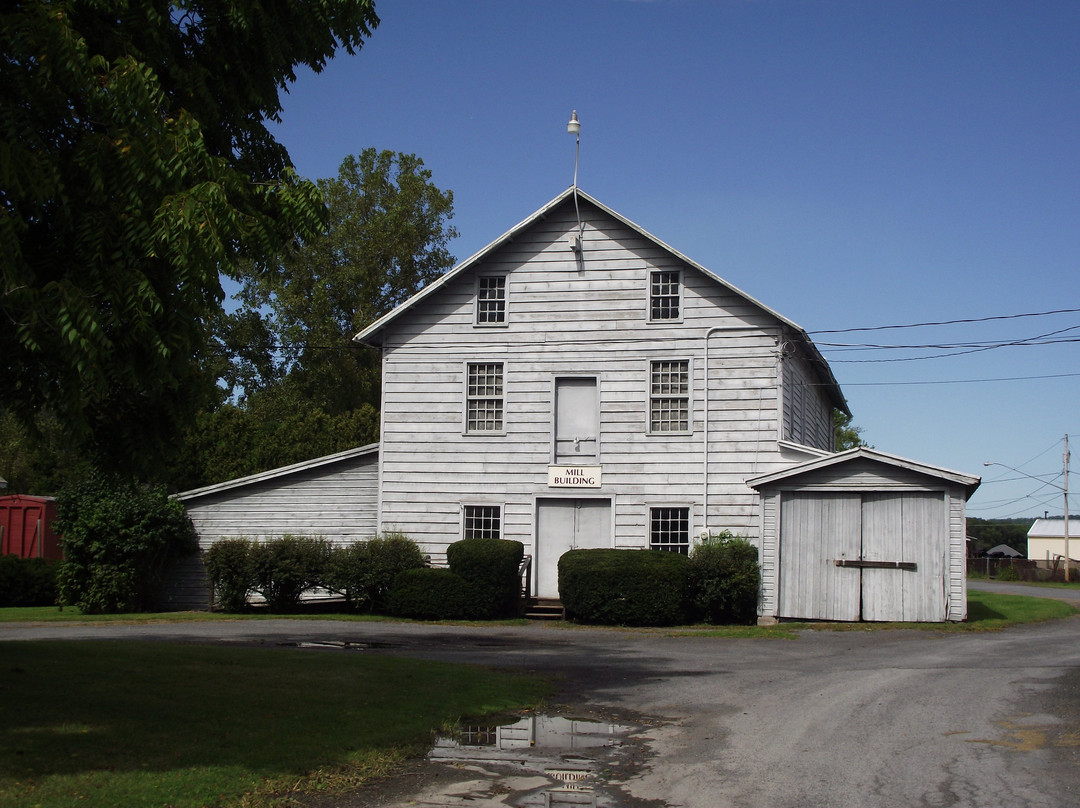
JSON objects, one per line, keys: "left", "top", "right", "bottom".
{"left": 176, "top": 444, "right": 379, "bottom": 503}
{"left": 352, "top": 187, "right": 847, "bottom": 412}
{"left": 747, "top": 447, "right": 981, "bottom": 495}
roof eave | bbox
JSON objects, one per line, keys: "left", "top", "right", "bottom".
{"left": 175, "top": 443, "right": 379, "bottom": 502}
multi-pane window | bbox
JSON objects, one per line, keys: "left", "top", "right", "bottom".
{"left": 649, "top": 270, "right": 681, "bottom": 321}
{"left": 464, "top": 505, "right": 501, "bottom": 540}
{"left": 650, "top": 507, "right": 690, "bottom": 554}
{"left": 476, "top": 276, "right": 506, "bottom": 324}
{"left": 466, "top": 362, "right": 504, "bottom": 432}
{"left": 650, "top": 359, "right": 690, "bottom": 432}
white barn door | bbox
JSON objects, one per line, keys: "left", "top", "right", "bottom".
{"left": 862, "top": 493, "right": 946, "bottom": 622}
{"left": 535, "top": 498, "right": 611, "bottom": 599}
{"left": 780, "top": 491, "right": 947, "bottom": 621}
{"left": 779, "top": 492, "right": 861, "bottom": 621}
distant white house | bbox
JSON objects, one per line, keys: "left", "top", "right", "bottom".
{"left": 1026, "top": 517, "right": 1080, "bottom": 566}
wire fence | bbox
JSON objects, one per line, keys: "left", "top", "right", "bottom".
{"left": 967, "top": 556, "right": 1076, "bottom": 582}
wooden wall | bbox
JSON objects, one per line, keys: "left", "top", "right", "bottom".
{"left": 376, "top": 199, "right": 834, "bottom": 563}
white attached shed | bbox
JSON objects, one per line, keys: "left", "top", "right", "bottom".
{"left": 160, "top": 445, "right": 380, "bottom": 609}
{"left": 748, "top": 448, "right": 980, "bottom": 623}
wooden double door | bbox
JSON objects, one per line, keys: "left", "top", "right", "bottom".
{"left": 778, "top": 491, "right": 946, "bottom": 622}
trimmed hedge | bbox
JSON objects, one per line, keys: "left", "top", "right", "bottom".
{"left": 559, "top": 548, "right": 693, "bottom": 626}
{"left": 387, "top": 568, "right": 474, "bottom": 620}
{"left": 204, "top": 533, "right": 427, "bottom": 613}
{"left": 688, "top": 532, "right": 761, "bottom": 625}
{"left": 250, "top": 535, "right": 332, "bottom": 612}
{"left": 0, "top": 555, "right": 59, "bottom": 607}
{"left": 324, "top": 532, "right": 426, "bottom": 612}
{"left": 446, "top": 538, "right": 524, "bottom": 619}
{"left": 203, "top": 538, "right": 256, "bottom": 612}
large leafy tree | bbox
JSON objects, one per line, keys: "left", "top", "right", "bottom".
{"left": 228, "top": 149, "right": 459, "bottom": 411}
{"left": 0, "top": 1, "right": 380, "bottom": 477}
{"left": 175, "top": 150, "right": 457, "bottom": 490}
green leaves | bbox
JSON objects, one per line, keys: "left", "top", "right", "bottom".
{"left": 54, "top": 470, "right": 198, "bottom": 613}
{"left": 1, "top": 1, "right": 379, "bottom": 478}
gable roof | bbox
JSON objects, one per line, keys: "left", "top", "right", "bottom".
{"left": 175, "top": 444, "right": 379, "bottom": 503}
{"left": 353, "top": 187, "right": 848, "bottom": 413}
{"left": 1028, "top": 517, "right": 1080, "bottom": 538}
{"left": 746, "top": 446, "right": 982, "bottom": 496}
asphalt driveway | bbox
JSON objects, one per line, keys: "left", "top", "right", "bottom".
{"left": 3, "top": 587, "right": 1079, "bottom": 807}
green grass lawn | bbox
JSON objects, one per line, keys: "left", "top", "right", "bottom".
{"left": 0, "top": 641, "right": 550, "bottom": 808}
{"left": 0, "top": 592, "right": 1073, "bottom": 806}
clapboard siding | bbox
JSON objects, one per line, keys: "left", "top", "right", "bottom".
{"left": 372, "top": 197, "right": 836, "bottom": 565}
{"left": 165, "top": 447, "right": 380, "bottom": 610}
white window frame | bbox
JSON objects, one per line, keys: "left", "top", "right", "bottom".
{"left": 648, "top": 358, "right": 692, "bottom": 434}
{"left": 462, "top": 503, "right": 503, "bottom": 540}
{"left": 648, "top": 269, "right": 682, "bottom": 322}
{"left": 649, "top": 505, "right": 692, "bottom": 554}
{"left": 475, "top": 274, "right": 508, "bottom": 326}
{"left": 464, "top": 361, "right": 505, "bottom": 434}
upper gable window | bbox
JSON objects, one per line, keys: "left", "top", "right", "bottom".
{"left": 476, "top": 275, "right": 507, "bottom": 325}
{"left": 649, "top": 270, "right": 681, "bottom": 321}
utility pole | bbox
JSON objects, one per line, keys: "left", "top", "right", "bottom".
{"left": 1065, "top": 434, "right": 1070, "bottom": 583}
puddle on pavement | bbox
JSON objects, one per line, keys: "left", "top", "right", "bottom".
{"left": 422, "top": 714, "right": 644, "bottom": 807}
{"left": 273, "top": 640, "right": 399, "bottom": 651}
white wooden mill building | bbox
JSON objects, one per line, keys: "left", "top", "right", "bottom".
{"left": 180, "top": 188, "right": 979, "bottom": 621}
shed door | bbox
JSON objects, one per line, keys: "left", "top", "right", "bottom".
{"left": 862, "top": 493, "right": 946, "bottom": 622}
{"left": 779, "top": 492, "right": 862, "bottom": 620}
{"left": 779, "top": 491, "right": 946, "bottom": 622}
{"left": 535, "top": 498, "right": 611, "bottom": 599}
{"left": 554, "top": 378, "right": 598, "bottom": 463}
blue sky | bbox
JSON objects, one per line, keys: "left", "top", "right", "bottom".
{"left": 269, "top": 0, "right": 1078, "bottom": 521}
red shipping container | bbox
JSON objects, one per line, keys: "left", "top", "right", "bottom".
{"left": 0, "top": 495, "right": 62, "bottom": 560}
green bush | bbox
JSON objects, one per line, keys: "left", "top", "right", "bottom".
{"left": 324, "top": 541, "right": 372, "bottom": 611}
{"left": 446, "top": 538, "right": 524, "bottom": 619}
{"left": 387, "top": 567, "right": 474, "bottom": 620}
{"left": 55, "top": 471, "right": 198, "bottom": 613}
{"left": 203, "top": 538, "right": 256, "bottom": 612}
{"left": 994, "top": 564, "right": 1021, "bottom": 582}
{"left": 558, "top": 548, "right": 693, "bottom": 626}
{"left": 361, "top": 532, "right": 426, "bottom": 613}
{"left": 688, "top": 531, "right": 761, "bottom": 625}
{"left": 250, "top": 535, "right": 332, "bottom": 612}
{"left": 0, "top": 555, "right": 60, "bottom": 607}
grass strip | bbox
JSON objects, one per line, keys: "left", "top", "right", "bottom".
{"left": 667, "top": 590, "right": 1077, "bottom": 637}
{"left": 0, "top": 641, "right": 550, "bottom": 808}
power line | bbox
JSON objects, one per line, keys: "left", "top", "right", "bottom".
{"left": 807, "top": 308, "right": 1080, "bottom": 335}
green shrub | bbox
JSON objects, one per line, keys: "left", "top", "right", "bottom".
{"left": 361, "top": 532, "right": 426, "bottom": 613}
{"left": 55, "top": 471, "right": 198, "bottom": 613}
{"left": 994, "top": 564, "right": 1021, "bottom": 582}
{"left": 324, "top": 541, "right": 373, "bottom": 611}
{"left": 250, "top": 535, "right": 332, "bottom": 612}
{"left": 558, "top": 548, "right": 693, "bottom": 626}
{"left": 387, "top": 567, "right": 474, "bottom": 620}
{"left": 446, "top": 538, "right": 524, "bottom": 619}
{"left": 203, "top": 539, "right": 256, "bottom": 612}
{"left": 689, "top": 531, "right": 761, "bottom": 625}
{"left": 0, "top": 555, "right": 60, "bottom": 607}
